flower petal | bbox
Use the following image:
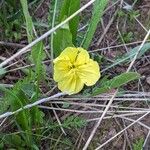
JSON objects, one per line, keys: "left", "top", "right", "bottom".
{"left": 77, "top": 59, "right": 100, "bottom": 86}
{"left": 57, "top": 47, "right": 79, "bottom": 63}
{"left": 57, "top": 71, "right": 84, "bottom": 94}
{"left": 74, "top": 48, "right": 90, "bottom": 66}
{"left": 53, "top": 59, "right": 71, "bottom": 82}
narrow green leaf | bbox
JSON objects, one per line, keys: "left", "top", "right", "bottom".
{"left": 82, "top": 0, "right": 108, "bottom": 49}
{"left": 53, "top": 23, "right": 73, "bottom": 57}
{"left": 20, "top": 0, "right": 34, "bottom": 42}
{"left": 92, "top": 72, "right": 140, "bottom": 96}
{"left": 0, "top": 85, "right": 30, "bottom": 131}
{"left": 31, "top": 42, "right": 45, "bottom": 125}
{"left": 120, "top": 42, "right": 150, "bottom": 61}
{"left": 103, "top": 43, "right": 150, "bottom": 72}
{"left": 133, "top": 138, "right": 144, "bottom": 150}
{"left": 0, "top": 68, "right": 6, "bottom": 76}
{"left": 59, "top": 0, "right": 80, "bottom": 44}
{"left": 31, "top": 41, "right": 46, "bottom": 81}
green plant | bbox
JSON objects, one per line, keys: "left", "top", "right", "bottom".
{"left": 0, "top": 0, "right": 22, "bottom": 41}
{"left": 133, "top": 138, "right": 144, "bottom": 150}
{"left": 92, "top": 72, "right": 140, "bottom": 96}
{"left": 52, "top": 0, "right": 80, "bottom": 57}
{"left": 120, "top": 31, "right": 134, "bottom": 43}
{"left": 82, "top": 0, "right": 108, "bottom": 49}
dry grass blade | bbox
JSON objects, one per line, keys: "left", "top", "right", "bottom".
{"left": 0, "top": 92, "right": 66, "bottom": 119}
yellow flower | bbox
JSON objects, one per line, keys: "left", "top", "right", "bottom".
{"left": 53, "top": 47, "right": 100, "bottom": 94}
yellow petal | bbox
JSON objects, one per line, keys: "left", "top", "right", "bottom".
{"left": 53, "top": 59, "right": 71, "bottom": 82}
{"left": 74, "top": 48, "right": 90, "bottom": 66}
{"left": 57, "top": 70, "right": 84, "bottom": 94}
{"left": 57, "top": 47, "right": 79, "bottom": 63}
{"left": 77, "top": 59, "right": 100, "bottom": 86}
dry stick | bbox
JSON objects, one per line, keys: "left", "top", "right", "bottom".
{"left": 0, "top": 84, "right": 13, "bottom": 88}
{"left": 89, "top": 40, "right": 150, "bottom": 53}
{"left": 121, "top": 116, "right": 150, "bottom": 130}
{"left": 121, "top": 119, "right": 133, "bottom": 150}
{"left": 45, "top": 97, "right": 150, "bottom": 102}
{"left": 143, "top": 131, "right": 150, "bottom": 149}
{"left": 50, "top": 0, "right": 58, "bottom": 73}
{"left": 88, "top": 114, "right": 150, "bottom": 130}
{"left": 0, "top": 117, "right": 8, "bottom": 127}
{"left": 4, "top": 40, "right": 149, "bottom": 72}
{"left": 1, "top": 1, "right": 118, "bottom": 70}
{"left": 83, "top": 29, "right": 150, "bottom": 150}
{"left": 50, "top": 101, "right": 149, "bottom": 110}
{"left": 0, "top": 56, "right": 6, "bottom": 61}
{"left": 87, "top": 112, "right": 144, "bottom": 121}
{"left": 95, "top": 112, "right": 150, "bottom": 150}
{"left": 38, "top": 106, "right": 149, "bottom": 114}
{"left": 52, "top": 105, "right": 67, "bottom": 135}
{"left": 0, "top": 0, "right": 96, "bottom": 68}
{"left": 114, "top": 118, "right": 132, "bottom": 150}
{"left": 0, "top": 92, "right": 66, "bottom": 119}
{"left": 134, "top": 17, "right": 148, "bottom": 32}
{"left": 0, "top": 41, "right": 25, "bottom": 48}
{"left": 6, "top": 60, "right": 51, "bottom": 73}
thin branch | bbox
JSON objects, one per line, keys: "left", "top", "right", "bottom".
{"left": 50, "top": 0, "right": 58, "bottom": 73}
{"left": 0, "top": 92, "right": 66, "bottom": 119}
{"left": 52, "top": 104, "right": 67, "bottom": 135}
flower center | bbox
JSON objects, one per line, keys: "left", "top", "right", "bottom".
{"left": 71, "top": 64, "right": 75, "bottom": 69}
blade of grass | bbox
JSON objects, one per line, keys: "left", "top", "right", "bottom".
{"left": 102, "top": 42, "right": 150, "bottom": 73}
{"left": 59, "top": 0, "right": 80, "bottom": 44}
{"left": 20, "top": 0, "right": 34, "bottom": 42}
{"left": 50, "top": 0, "right": 58, "bottom": 72}
{"left": 81, "top": 0, "right": 108, "bottom": 49}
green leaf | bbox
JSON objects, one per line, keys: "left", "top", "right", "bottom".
{"left": 104, "top": 43, "right": 150, "bottom": 72}
{"left": 59, "top": 0, "right": 80, "bottom": 44}
{"left": 31, "top": 41, "right": 46, "bottom": 81}
{"left": 0, "top": 98, "right": 9, "bottom": 114}
{"left": 63, "top": 116, "right": 86, "bottom": 129}
{"left": 31, "top": 42, "right": 45, "bottom": 126}
{"left": 0, "top": 68, "right": 6, "bottom": 76}
{"left": 92, "top": 72, "right": 140, "bottom": 96}
{"left": 20, "top": 0, "right": 34, "bottom": 42}
{"left": 21, "top": 83, "right": 36, "bottom": 98}
{"left": 8, "top": 135, "right": 23, "bottom": 146}
{"left": 0, "top": 79, "right": 44, "bottom": 147}
{"left": 53, "top": 23, "right": 73, "bottom": 57}
{"left": 0, "top": 142, "right": 4, "bottom": 149}
{"left": 0, "top": 84, "right": 31, "bottom": 139}
{"left": 62, "top": 102, "right": 70, "bottom": 108}
{"left": 31, "top": 41, "right": 45, "bottom": 64}
{"left": 133, "top": 138, "right": 144, "bottom": 150}
{"left": 82, "top": 0, "right": 108, "bottom": 49}
{"left": 120, "top": 42, "right": 150, "bottom": 61}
